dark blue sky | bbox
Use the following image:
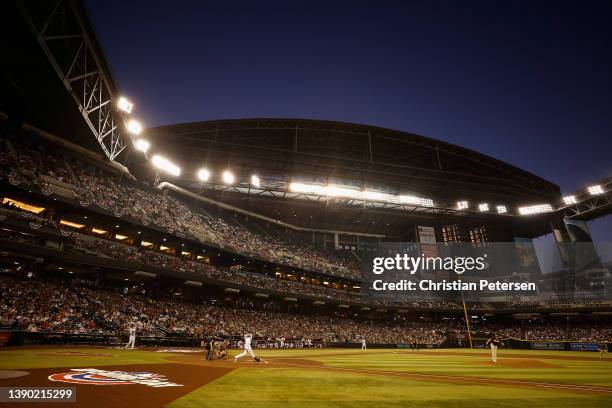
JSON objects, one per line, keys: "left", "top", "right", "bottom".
{"left": 86, "top": 0, "right": 611, "bottom": 241}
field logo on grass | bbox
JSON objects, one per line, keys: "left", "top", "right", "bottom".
{"left": 48, "top": 368, "right": 183, "bottom": 387}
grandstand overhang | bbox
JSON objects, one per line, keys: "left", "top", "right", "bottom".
{"left": 147, "top": 119, "right": 559, "bottom": 202}
{"left": 147, "top": 119, "right": 561, "bottom": 238}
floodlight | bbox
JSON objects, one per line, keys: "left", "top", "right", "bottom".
{"left": 151, "top": 155, "right": 181, "bottom": 176}
{"left": 398, "top": 195, "right": 434, "bottom": 207}
{"left": 289, "top": 182, "right": 327, "bottom": 196}
{"left": 197, "top": 168, "right": 210, "bottom": 182}
{"left": 478, "top": 203, "right": 489, "bottom": 212}
{"left": 117, "top": 96, "right": 133, "bottom": 113}
{"left": 518, "top": 204, "right": 553, "bottom": 215}
{"left": 563, "top": 195, "right": 577, "bottom": 205}
{"left": 496, "top": 205, "right": 507, "bottom": 214}
{"left": 126, "top": 119, "right": 143, "bottom": 135}
{"left": 289, "top": 182, "right": 308, "bottom": 193}
{"left": 289, "top": 182, "right": 326, "bottom": 195}
{"left": 134, "top": 139, "right": 150, "bottom": 153}
{"left": 289, "top": 182, "right": 433, "bottom": 206}
{"left": 362, "top": 190, "right": 392, "bottom": 201}
{"left": 222, "top": 170, "right": 235, "bottom": 184}
{"left": 327, "top": 185, "right": 359, "bottom": 198}
{"left": 587, "top": 185, "right": 604, "bottom": 195}
{"left": 251, "top": 175, "right": 261, "bottom": 187}
{"left": 457, "top": 201, "right": 469, "bottom": 210}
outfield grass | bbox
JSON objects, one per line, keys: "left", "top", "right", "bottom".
{"left": 170, "top": 348, "right": 612, "bottom": 408}
{"left": 302, "top": 349, "right": 612, "bottom": 387}
{"left": 168, "top": 366, "right": 612, "bottom": 408}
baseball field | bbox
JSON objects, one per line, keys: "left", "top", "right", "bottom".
{"left": 1, "top": 347, "right": 611, "bottom": 407}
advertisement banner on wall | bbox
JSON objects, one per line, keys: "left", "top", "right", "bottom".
{"left": 417, "top": 226, "right": 438, "bottom": 258}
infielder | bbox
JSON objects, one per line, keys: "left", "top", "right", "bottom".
{"left": 599, "top": 343, "right": 608, "bottom": 359}
{"left": 361, "top": 338, "right": 367, "bottom": 350}
{"left": 234, "top": 333, "right": 261, "bottom": 362}
{"left": 485, "top": 334, "right": 501, "bottom": 363}
{"left": 125, "top": 326, "right": 136, "bottom": 349}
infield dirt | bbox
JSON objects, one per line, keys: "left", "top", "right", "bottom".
{"left": 1, "top": 363, "right": 233, "bottom": 408}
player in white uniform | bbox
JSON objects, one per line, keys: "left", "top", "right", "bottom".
{"left": 125, "top": 326, "right": 136, "bottom": 349}
{"left": 234, "top": 333, "right": 260, "bottom": 362}
{"left": 485, "top": 334, "right": 500, "bottom": 363}
{"left": 361, "top": 338, "right": 367, "bottom": 350}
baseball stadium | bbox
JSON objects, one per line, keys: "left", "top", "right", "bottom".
{"left": 1, "top": 1, "right": 612, "bottom": 407}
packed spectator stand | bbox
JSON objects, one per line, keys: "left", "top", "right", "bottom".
{"left": 1, "top": 275, "right": 611, "bottom": 346}
{"left": 0, "top": 275, "right": 447, "bottom": 345}
{"left": 0, "top": 135, "right": 361, "bottom": 280}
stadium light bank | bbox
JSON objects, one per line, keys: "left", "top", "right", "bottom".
{"left": 134, "top": 139, "right": 150, "bottom": 153}
{"left": 288, "top": 182, "right": 434, "bottom": 207}
{"left": 222, "top": 170, "right": 236, "bottom": 184}
{"left": 518, "top": 203, "right": 553, "bottom": 215}
{"left": 126, "top": 119, "right": 143, "bottom": 135}
{"left": 117, "top": 96, "right": 134, "bottom": 114}
{"left": 116, "top": 96, "right": 152, "bottom": 157}
{"left": 152, "top": 155, "right": 181, "bottom": 177}
{"left": 251, "top": 175, "right": 261, "bottom": 187}
{"left": 197, "top": 168, "right": 211, "bottom": 182}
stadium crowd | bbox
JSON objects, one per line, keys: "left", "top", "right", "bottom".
{"left": 471, "top": 323, "right": 612, "bottom": 343}
{"left": 0, "top": 202, "right": 492, "bottom": 310}
{"left": 70, "top": 234, "right": 358, "bottom": 302}
{"left": 2, "top": 204, "right": 611, "bottom": 313}
{"left": 1, "top": 276, "right": 611, "bottom": 345}
{"left": 0, "top": 204, "right": 463, "bottom": 308}
{"left": 1, "top": 138, "right": 361, "bottom": 279}
{"left": 0, "top": 276, "right": 446, "bottom": 344}
{"left": 2, "top": 138, "right": 612, "bottom": 340}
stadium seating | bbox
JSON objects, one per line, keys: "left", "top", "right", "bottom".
{"left": 2, "top": 275, "right": 610, "bottom": 344}
{"left": 0, "top": 275, "right": 448, "bottom": 344}
{"left": 0, "top": 136, "right": 362, "bottom": 280}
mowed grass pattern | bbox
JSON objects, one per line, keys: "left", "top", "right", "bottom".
{"left": 304, "top": 349, "right": 612, "bottom": 387}
{"left": 1, "top": 347, "right": 611, "bottom": 407}
{"left": 170, "top": 348, "right": 612, "bottom": 408}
